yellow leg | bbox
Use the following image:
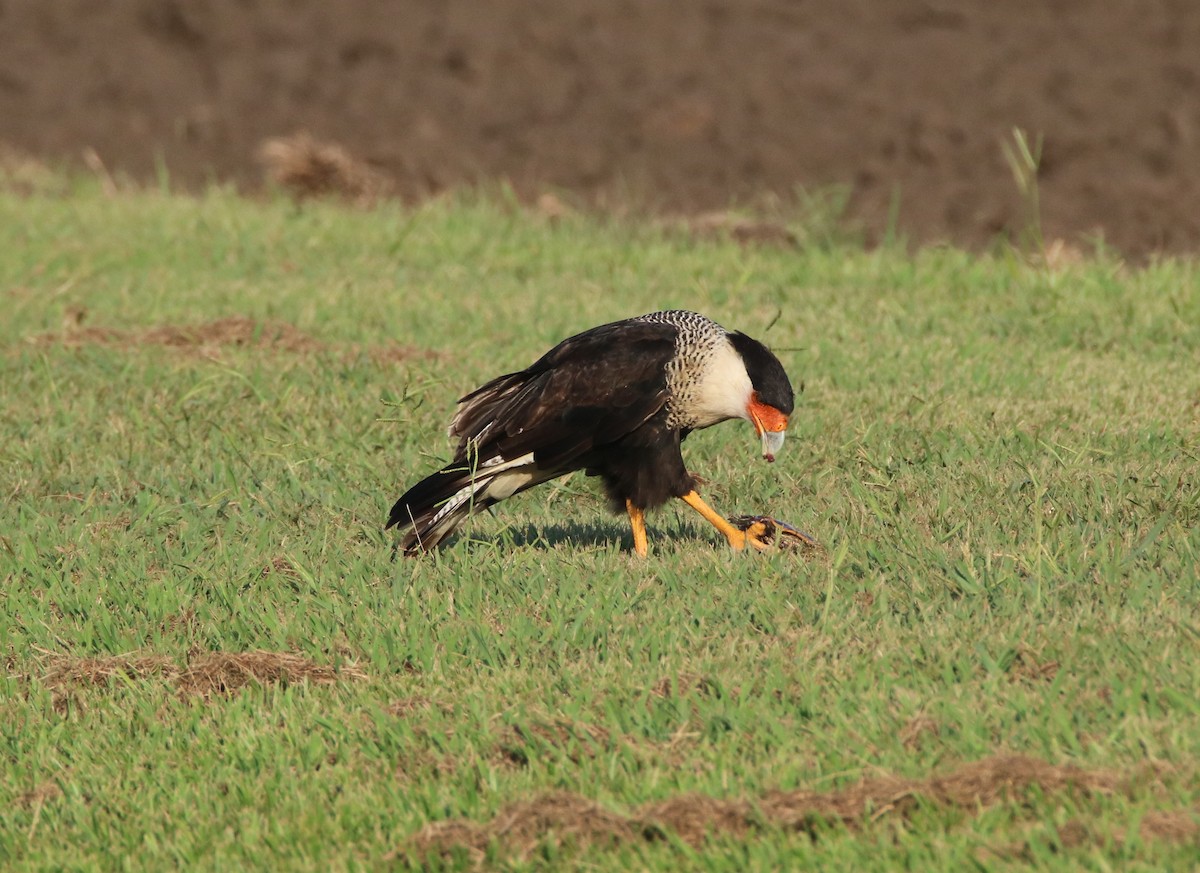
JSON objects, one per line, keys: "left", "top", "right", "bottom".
{"left": 626, "top": 500, "right": 649, "bottom": 558}
{"left": 680, "top": 490, "right": 768, "bottom": 551}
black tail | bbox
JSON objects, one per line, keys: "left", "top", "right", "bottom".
{"left": 386, "top": 461, "right": 492, "bottom": 556}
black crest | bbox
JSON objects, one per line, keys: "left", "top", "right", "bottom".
{"left": 727, "top": 331, "right": 794, "bottom": 414}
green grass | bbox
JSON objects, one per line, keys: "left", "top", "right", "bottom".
{"left": 2, "top": 178, "right": 1199, "bottom": 870}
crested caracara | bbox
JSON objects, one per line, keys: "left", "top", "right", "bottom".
{"left": 387, "top": 310, "right": 794, "bottom": 556}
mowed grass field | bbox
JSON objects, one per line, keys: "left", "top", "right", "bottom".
{"left": 2, "top": 176, "right": 1200, "bottom": 870}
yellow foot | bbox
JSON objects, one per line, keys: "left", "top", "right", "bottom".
{"left": 626, "top": 500, "right": 649, "bottom": 558}
{"left": 730, "top": 518, "right": 774, "bottom": 551}
{"left": 680, "top": 490, "right": 768, "bottom": 552}
{"left": 728, "top": 515, "right": 821, "bottom": 551}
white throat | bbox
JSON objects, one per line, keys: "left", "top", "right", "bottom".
{"left": 690, "top": 339, "right": 752, "bottom": 428}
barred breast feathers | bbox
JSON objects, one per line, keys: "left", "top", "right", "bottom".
{"left": 632, "top": 310, "right": 743, "bottom": 430}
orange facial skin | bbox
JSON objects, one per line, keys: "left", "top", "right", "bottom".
{"left": 747, "top": 392, "right": 789, "bottom": 462}
{"left": 747, "top": 393, "right": 789, "bottom": 435}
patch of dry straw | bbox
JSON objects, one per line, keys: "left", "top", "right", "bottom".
{"left": 398, "top": 755, "right": 1130, "bottom": 865}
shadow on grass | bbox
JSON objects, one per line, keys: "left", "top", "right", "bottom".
{"left": 389, "top": 513, "right": 819, "bottom": 559}
{"left": 489, "top": 519, "right": 713, "bottom": 552}
{"left": 462, "top": 514, "right": 820, "bottom": 555}
{"left": 428, "top": 517, "right": 717, "bottom": 556}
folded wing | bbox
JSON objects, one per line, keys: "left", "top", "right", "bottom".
{"left": 388, "top": 319, "right": 678, "bottom": 552}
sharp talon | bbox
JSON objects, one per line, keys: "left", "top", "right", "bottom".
{"left": 728, "top": 515, "right": 820, "bottom": 551}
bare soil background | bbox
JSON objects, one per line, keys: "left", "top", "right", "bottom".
{"left": 3, "top": 0, "right": 1199, "bottom": 255}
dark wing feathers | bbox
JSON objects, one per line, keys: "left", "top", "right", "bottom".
{"left": 449, "top": 320, "right": 677, "bottom": 467}
{"left": 389, "top": 319, "right": 683, "bottom": 551}
{"left": 447, "top": 372, "right": 526, "bottom": 450}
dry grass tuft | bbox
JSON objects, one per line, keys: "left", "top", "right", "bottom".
{"left": 1135, "top": 808, "right": 1200, "bottom": 843}
{"left": 640, "top": 793, "right": 754, "bottom": 843}
{"left": 175, "top": 651, "right": 367, "bottom": 696}
{"left": 994, "top": 807, "right": 1200, "bottom": 860}
{"left": 29, "top": 314, "right": 440, "bottom": 364}
{"left": 401, "top": 792, "right": 640, "bottom": 865}
{"left": 1052, "top": 818, "right": 1094, "bottom": 850}
{"left": 43, "top": 653, "right": 180, "bottom": 688}
{"left": 33, "top": 315, "right": 322, "bottom": 355}
{"left": 367, "top": 344, "right": 443, "bottom": 366}
{"left": 650, "top": 672, "right": 719, "bottom": 699}
{"left": 139, "top": 318, "right": 319, "bottom": 352}
{"left": 398, "top": 754, "right": 1127, "bottom": 864}
{"left": 1041, "top": 238, "right": 1088, "bottom": 272}
{"left": 1058, "top": 808, "right": 1200, "bottom": 848}
{"left": 41, "top": 650, "right": 366, "bottom": 697}
{"left": 495, "top": 718, "right": 613, "bottom": 767}
{"left": 754, "top": 755, "right": 1117, "bottom": 830}
{"left": 535, "top": 192, "right": 572, "bottom": 221}
{"left": 0, "top": 143, "right": 62, "bottom": 195}
{"left": 15, "top": 782, "right": 63, "bottom": 807}
{"left": 262, "top": 556, "right": 302, "bottom": 580}
{"left": 258, "top": 132, "right": 393, "bottom": 205}
{"left": 1007, "top": 648, "right": 1060, "bottom": 683}
{"left": 682, "top": 211, "right": 798, "bottom": 247}
{"left": 899, "top": 715, "right": 941, "bottom": 750}
{"left": 387, "top": 696, "right": 432, "bottom": 718}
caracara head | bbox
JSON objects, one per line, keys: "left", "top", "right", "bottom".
{"left": 728, "top": 331, "right": 794, "bottom": 463}
{"left": 746, "top": 391, "right": 789, "bottom": 462}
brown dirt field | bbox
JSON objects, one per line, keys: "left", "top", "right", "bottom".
{"left": 2, "top": 2, "right": 1198, "bottom": 256}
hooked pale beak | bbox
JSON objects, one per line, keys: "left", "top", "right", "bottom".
{"left": 760, "top": 429, "right": 786, "bottom": 463}
{"left": 748, "top": 393, "right": 789, "bottom": 463}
